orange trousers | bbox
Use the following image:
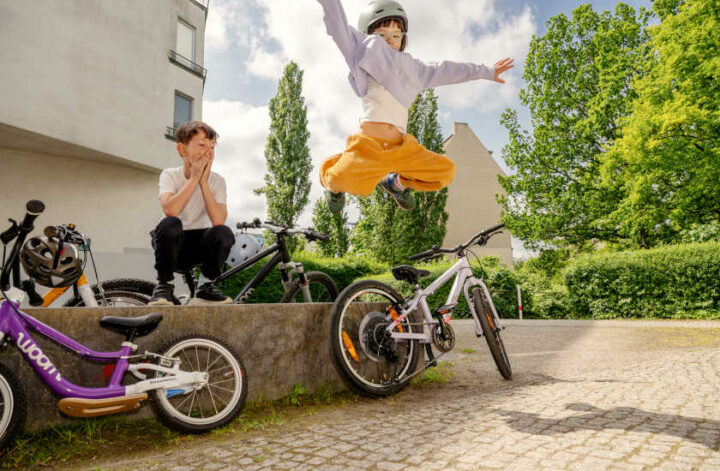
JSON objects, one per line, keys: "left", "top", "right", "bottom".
{"left": 319, "top": 132, "right": 456, "bottom": 196}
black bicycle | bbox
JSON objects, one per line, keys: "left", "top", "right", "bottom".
{"left": 127, "top": 219, "right": 339, "bottom": 305}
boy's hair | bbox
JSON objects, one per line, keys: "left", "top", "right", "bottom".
{"left": 175, "top": 121, "right": 219, "bottom": 144}
{"left": 369, "top": 18, "right": 407, "bottom": 51}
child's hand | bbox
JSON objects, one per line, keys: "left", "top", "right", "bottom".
{"left": 190, "top": 156, "right": 208, "bottom": 182}
{"left": 493, "top": 57, "right": 514, "bottom": 84}
{"left": 200, "top": 154, "right": 213, "bottom": 185}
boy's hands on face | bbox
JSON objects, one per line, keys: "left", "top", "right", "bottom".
{"left": 493, "top": 57, "right": 515, "bottom": 84}
{"left": 189, "top": 153, "right": 209, "bottom": 182}
{"left": 200, "top": 153, "right": 213, "bottom": 186}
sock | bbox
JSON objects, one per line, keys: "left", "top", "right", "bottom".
{"left": 389, "top": 173, "right": 405, "bottom": 191}
{"left": 197, "top": 273, "right": 212, "bottom": 287}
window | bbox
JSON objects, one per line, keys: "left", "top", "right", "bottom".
{"left": 176, "top": 19, "right": 195, "bottom": 61}
{"left": 174, "top": 92, "right": 193, "bottom": 130}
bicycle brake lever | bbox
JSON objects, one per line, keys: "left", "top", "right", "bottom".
{"left": 0, "top": 219, "right": 18, "bottom": 245}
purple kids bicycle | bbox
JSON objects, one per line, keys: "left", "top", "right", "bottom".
{"left": 0, "top": 201, "right": 247, "bottom": 450}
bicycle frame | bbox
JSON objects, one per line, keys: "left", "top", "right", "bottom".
{"left": 39, "top": 274, "right": 97, "bottom": 307}
{"left": 386, "top": 255, "right": 504, "bottom": 342}
{"left": 0, "top": 299, "right": 203, "bottom": 399}
{"left": 214, "top": 235, "right": 307, "bottom": 303}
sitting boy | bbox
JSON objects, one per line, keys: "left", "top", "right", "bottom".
{"left": 148, "top": 121, "right": 234, "bottom": 306}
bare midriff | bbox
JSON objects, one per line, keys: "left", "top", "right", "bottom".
{"left": 360, "top": 121, "right": 404, "bottom": 142}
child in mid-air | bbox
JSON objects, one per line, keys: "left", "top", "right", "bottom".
{"left": 316, "top": 0, "right": 514, "bottom": 213}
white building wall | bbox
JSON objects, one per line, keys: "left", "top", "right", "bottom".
{"left": 0, "top": 0, "right": 208, "bottom": 281}
{"left": 443, "top": 123, "right": 512, "bottom": 265}
{"left": 0, "top": 0, "right": 207, "bottom": 170}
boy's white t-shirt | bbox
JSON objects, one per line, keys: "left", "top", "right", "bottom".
{"left": 158, "top": 166, "right": 227, "bottom": 230}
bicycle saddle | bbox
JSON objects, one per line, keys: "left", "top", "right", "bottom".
{"left": 99, "top": 312, "right": 163, "bottom": 339}
{"left": 391, "top": 265, "right": 431, "bottom": 285}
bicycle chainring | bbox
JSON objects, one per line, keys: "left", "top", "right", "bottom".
{"left": 432, "top": 322, "right": 456, "bottom": 353}
{"left": 358, "top": 311, "right": 397, "bottom": 363}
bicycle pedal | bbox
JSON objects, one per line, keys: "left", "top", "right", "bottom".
{"left": 425, "top": 359, "right": 438, "bottom": 369}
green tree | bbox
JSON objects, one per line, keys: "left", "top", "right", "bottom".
{"left": 311, "top": 198, "right": 350, "bottom": 257}
{"left": 255, "top": 61, "right": 312, "bottom": 248}
{"left": 352, "top": 89, "right": 449, "bottom": 263}
{"left": 600, "top": 0, "right": 720, "bottom": 247}
{"left": 394, "top": 89, "right": 449, "bottom": 260}
{"left": 498, "top": 4, "right": 651, "bottom": 250}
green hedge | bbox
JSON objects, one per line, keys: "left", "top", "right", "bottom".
{"left": 219, "top": 252, "right": 388, "bottom": 303}
{"left": 365, "top": 256, "right": 522, "bottom": 319}
{"left": 564, "top": 242, "right": 720, "bottom": 318}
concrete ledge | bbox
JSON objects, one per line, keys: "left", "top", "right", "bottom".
{"left": 6, "top": 304, "right": 344, "bottom": 431}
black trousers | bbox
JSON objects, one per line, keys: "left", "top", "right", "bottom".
{"left": 151, "top": 217, "right": 234, "bottom": 284}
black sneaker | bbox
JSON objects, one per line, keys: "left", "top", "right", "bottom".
{"left": 148, "top": 283, "right": 174, "bottom": 306}
{"left": 192, "top": 282, "right": 232, "bottom": 305}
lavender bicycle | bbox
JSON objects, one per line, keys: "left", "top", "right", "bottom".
{"left": 0, "top": 201, "right": 247, "bottom": 450}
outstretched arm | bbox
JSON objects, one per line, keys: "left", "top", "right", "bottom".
{"left": 316, "top": 0, "right": 364, "bottom": 65}
{"left": 416, "top": 57, "right": 514, "bottom": 88}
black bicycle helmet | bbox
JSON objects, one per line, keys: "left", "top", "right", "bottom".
{"left": 20, "top": 236, "right": 82, "bottom": 288}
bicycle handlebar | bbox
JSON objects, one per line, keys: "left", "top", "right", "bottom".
{"left": 44, "top": 224, "right": 87, "bottom": 246}
{"left": 408, "top": 223, "right": 506, "bottom": 262}
{"left": 236, "top": 219, "right": 330, "bottom": 242}
{"left": 1, "top": 200, "right": 45, "bottom": 291}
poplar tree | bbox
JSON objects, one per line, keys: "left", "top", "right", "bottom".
{"left": 255, "top": 61, "right": 312, "bottom": 239}
{"left": 312, "top": 198, "right": 350, "bottom": 258}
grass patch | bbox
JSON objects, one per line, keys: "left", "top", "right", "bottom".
{"left": 460, "top": 348, "right": 477, "bottom": 354}
{"left": 0, "top": 384, "right": 359, "bottom": 469}
{"left": 411, "top": 361, "right": 455, "bottom": 387}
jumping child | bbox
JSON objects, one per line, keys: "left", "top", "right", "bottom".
{"left": 316, "top": 0, "right": 514, "bottom": 213}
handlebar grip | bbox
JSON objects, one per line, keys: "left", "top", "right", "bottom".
{"left": 315, "top": 232, "right": 330, "bottom": 242}
{"left": 236, "top": 219, "right": 260, "bottom": 230}
{"left": 409, "top": 249, "right": 434, "bottom": 261}
{"left": 482, "top": 222, "right": 505, "bottom": 236}
{"left": 20, "top": 200, "right": 45, "bottom": 231}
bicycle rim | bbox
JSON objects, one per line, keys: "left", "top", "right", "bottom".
{"left": 155, "top": 338, "right": 244, "bottom": 426}
{"left": 0, "top": 375, "right": 13, "bottom": 440}
{"left": 335, "top": 286, "right": 417, "bottom": 392}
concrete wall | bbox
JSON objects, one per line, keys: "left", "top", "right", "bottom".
{"left": 443, "top": 123, "right": 513, "bottom": 265}
{"left": 0, "top": 0, "right": 207, "bottom": 171}
{"left": 0, "top": 149, "right": 160, "bottom": 252}
{"left": 7, "top": 304, "right": 344, "bottom": 432}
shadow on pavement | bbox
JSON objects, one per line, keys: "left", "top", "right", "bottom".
{"left": 491, "top": 402, "right": 720, "bottom": 451}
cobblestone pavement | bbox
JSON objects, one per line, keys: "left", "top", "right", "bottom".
{"left": 78, "top": 320, "right": 720, "bottom": 471}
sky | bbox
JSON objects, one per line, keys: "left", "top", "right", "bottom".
{"left": 202, "top": 0, "right": 653, "bottom": 256}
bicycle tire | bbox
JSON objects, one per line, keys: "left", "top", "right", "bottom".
{"left": 0, "top": 362, "right": 26, "bottom": 452}
{"left": 64, "top": 289, "right": 150, "bottom": 307}
{"left": 472, "top": 287, "right": 512, "bottom": 379}
{"left": 63, "top": 278, "right": 156, "bottom": 307}
{"left": 149, "top": 334, "right": 247, "bottom": 433}
{"left": 329, "top": 280, "right": 420, "bottom": 397}
{"left": 280, "top": 271, "right": 339, "bottom": 303}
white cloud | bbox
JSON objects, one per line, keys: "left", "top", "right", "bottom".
{"left": 203, "top": 100, "right": 270, "bottom": 224}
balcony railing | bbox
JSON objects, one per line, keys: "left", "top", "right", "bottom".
{"left": 165, "top": 126, "right": 177, "bottom": 141}
{"left": 168, "top": 50, "right": 207, "bottom": 80}
{"left": 189, "top": 0, "right": 209, "bottom": 10}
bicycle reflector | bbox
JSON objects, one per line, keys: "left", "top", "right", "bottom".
{"left": 342, "top": 331, "right": 359, "bottom": 362}
{"left": 388, "top": 306, "right": 404, "bottom": 333}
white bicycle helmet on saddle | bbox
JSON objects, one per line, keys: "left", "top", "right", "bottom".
{"left": 226, "top": 233, "right": 264, "bottom": 268}
{"left": 20, "top": 236, "right": 82, "bottom": 288}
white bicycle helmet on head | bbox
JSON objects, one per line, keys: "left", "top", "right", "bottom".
{"left": 358, "top": 0, "right": 408, "bottom": 33}
{"left": 226, "top": 233, "right": 263, "bottom": 268}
